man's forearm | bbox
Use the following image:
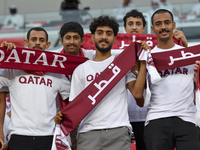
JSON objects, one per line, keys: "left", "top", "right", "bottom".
{"left": 132, "top": 61, "right": 146, "bottom": 106}
{"left": 0, "top": 92, "right": 6, "bottom": 144}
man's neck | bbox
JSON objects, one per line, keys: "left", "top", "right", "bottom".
{"left": 157, "top": 38, "right": 175, "bottom": 49}
{"left": 93, "top": 50, "right": 111, "bottom": 61}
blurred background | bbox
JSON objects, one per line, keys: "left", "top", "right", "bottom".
{"left": 0, "top": 0, "right": 199, "bottom": 49}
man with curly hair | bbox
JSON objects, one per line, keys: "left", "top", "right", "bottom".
{"left": 69, "top": 15, "right": 149, "bottom": 150}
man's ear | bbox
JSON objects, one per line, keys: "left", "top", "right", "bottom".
{"left": 142, "top": 26, "right": 146, "bottom": 33}
{"left": 81, "top": 38, "right": 84, "bottom": 45}
{"left": 173, "top": 22, "right": 176, "bottom": 30}
{"left": 151, "top": 26, "right": 155, "bottom": 33}
{"left": 60, "top": 38, "right": 63, "bottom": 45}
{"left": 113, "top": 36, "right": 117, "bottom": 44}
{"left": 45, "top": 42, "right": 51, "bottom": 49}
{"left": 91, "top": 34, "right": 95, "bottom": 43}
{"left": 24, "top": 39, "right": 29, "bottom": 47}
{"left": 124, "top": 26, "right": 127, "bottom": 33}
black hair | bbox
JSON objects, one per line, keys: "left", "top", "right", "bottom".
{"left": 89, "top": 15, "right": 119, "bottom": 37}
{"left": 61, "top": 0, "right": 79, "bottom": 10}
{"left": 60, "top": 22, "right": 84, "bottom": 39}
{"left": 123, "top": 9, "right": 146, "bottom": 27}
{"left": 10, "top": 8, "right": 17, "bottom": 15}
{"left": 151, "top": 9, "right": 174, "bottom": 25}
{"left": 27, "top": 27, "right": 48, "bottom": 41}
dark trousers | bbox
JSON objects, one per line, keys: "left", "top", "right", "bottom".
{"left": 8, "top": 134, "right": 53, "bottom": 150}
{"left": 131, "top": 121, "right": 146, "bottom": 150}
{"left": 144, "top": 117, "right": 200, "bottom": 150}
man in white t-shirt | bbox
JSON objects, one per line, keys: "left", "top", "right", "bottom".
{"left": 0, "top": 27, "right": 71, "bottom": 150}
{"left": 55, "top": 21, "right": 96, "bottom": 150}
{"left": 123, "top": 9, "right": 148, "bottom": 150}
{"left": 144, "top": 9, "right": 200, "bottom": 150}
{"left": 2, "top": 5, "right": 24, "bottom": 29}
{"left": 55, "top": 21, "right": 146, "bottom": 150}
{"left": 1, "top": 22, "right": 91, "bottom": 150}
{"left": 123, "top": 9, "right": 188, "bottom": 150}
{"left": 69, "top": 15, "right": 148, "bottom": 150}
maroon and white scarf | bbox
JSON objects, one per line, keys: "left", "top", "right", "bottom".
{"left": 0, "top": 46, "right": 88, "bottom": 75}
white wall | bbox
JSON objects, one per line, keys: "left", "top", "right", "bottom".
{"left": 0, "top": 0, "right": 197, "bottom": 15}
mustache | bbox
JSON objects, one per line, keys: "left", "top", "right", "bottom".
{"left": 99, "top": 39, "right": 109, "bottom": 44}
{"left": 33, "top": 45, "right": 42, "bottom": 49}
{"left": 131, "top": 30, "right": 138, "bottom": 33}
{"left": 159, "top": 29, "right": 170, "bottom": 34}
{"left": 67, "top": 44, "right": 77, "bottom": 47}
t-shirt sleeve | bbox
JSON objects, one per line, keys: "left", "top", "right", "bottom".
{"left": 111, "top": 49, "right": 123, "bottom": 56}
{"left": 58, "top": 75, "right": 71, "bottom": 100}
{"left": 82, "top": 49, "right": 95, "bottom": 60}
{"left": 0, "top": 86, "right": 9, "bottom": 93}
{"left": 0, "top": 69, "right": 10, "bottom": 89}
{"left": 126, "top": 70, "right": 136, "bottom": 84}
{"left": 69, "top": 66, "right": 84, "bottom": 102}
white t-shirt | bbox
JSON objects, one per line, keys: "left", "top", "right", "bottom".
{"left": 69, "top": 56, "right": 136, "bottom": 133}
{"left": 0, "top": 86, "right": 9, "bottom": 93}
{"left": 3, "top": 14, "right": 24, "bottom": 28}
{"left": 146, "top": 44, "right": 196, "bottom": 125}
{"left": 0, "top": 69, "right": 71, "bottom": 137}
{"left": 128, "top": 90, "right": 147, "bottom": 122}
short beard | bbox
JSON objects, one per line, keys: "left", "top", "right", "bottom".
{"left": 95, "top": 41, "right": 112, "bottom": 53}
